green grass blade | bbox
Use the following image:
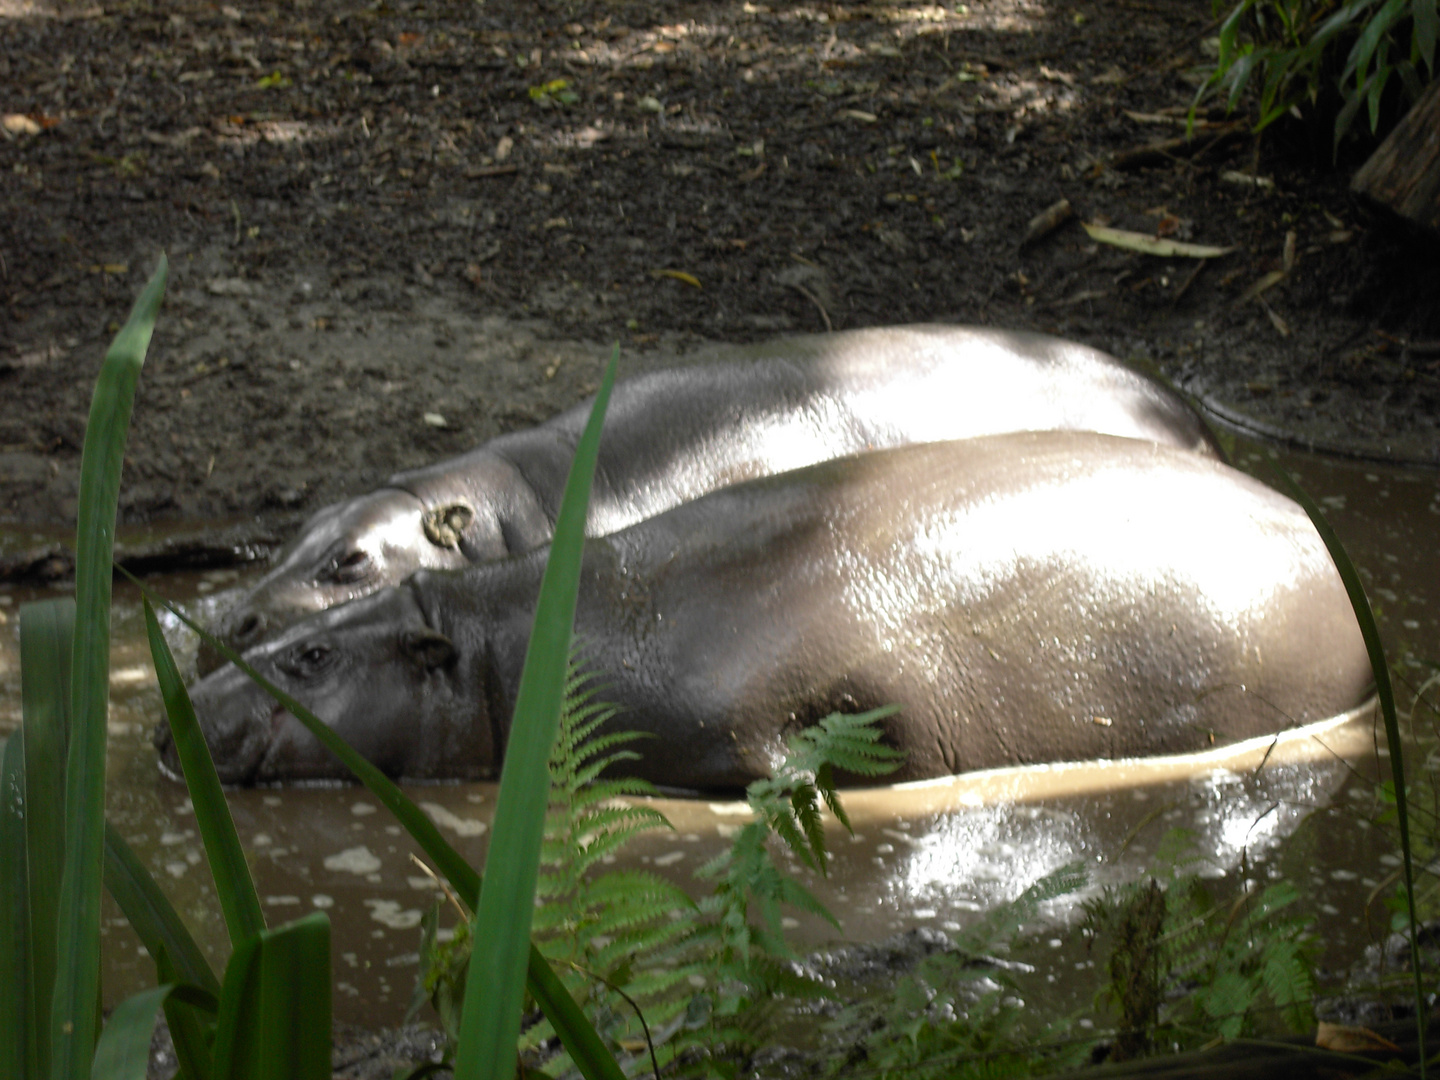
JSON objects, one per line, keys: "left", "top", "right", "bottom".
{"left": 453, "top": 347, "right": 620, "bottom": 1080}
{"left": 52, "top": 256, "right": 167, "bottom": 1080}
{"left": 143, "top": 599, "right": 265, "bottom": 946}
{"left": 127, "top": 576, "right": 626, "bottom": 1080}
{"left": 154, "top": 952, "right": 216, "bottom": 1080}
{"left": 21, "top": 598, "right": 76, "bottom": 1080}
{"left": 105, "top": 826, "right": 220, "bottom": 1079}
{"left": 2, "top": 731, "right": 34, "bottom": 1080}
{"left": 90, "top": 985, "right": 173, "bottom": 1080}
{"left": 1269, "top": 465, "right": 1424, "bottom": 1076}
{"left": 102, "top": 823, "right": 220, "bottom": 999}
{"left": 208, "top": 913, "right": 331, "bottom": 1080}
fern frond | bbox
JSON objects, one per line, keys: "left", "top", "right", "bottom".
{"left": 1260, "top": 937, "right": 1316, "bottom": 1033}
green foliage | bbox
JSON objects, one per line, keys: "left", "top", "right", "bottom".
{"left": 695, "top": 708, "right": 906, "bottom": 965}
{"left": 1195, "top": 0, "right": 1437, "bottom": 151}
{"left": 530, "top": 78, "right": 578, "bottom": 107}
{"left": 417, "top": 693, "right": 908, "bottom": 1077}
{"left": 2, "top": 267, "right": 628, "bottom": 1080}
{"left": 817, "top": 864, "right": 1092, "bottom": 1080}
{"left": 1084, "top": 829, "right": 1318, "bottom": 1050}
{"left": 416, "top": 656, "right": 697, "bottom": 1073}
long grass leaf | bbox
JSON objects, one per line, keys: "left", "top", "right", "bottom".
{"left": 102, "top": 823, "right": 220, "bottom": 999}
{"left": 1269, "top": 466, "right": 1424, "bottom": 1075}
{"left": 154, "top": 952, "right": 215, "bottom": 1080}
{"left": 90, "top": 985, "right": 190, "bottom": 1080}
{"left": 143, "top": 599, "right": 265, "bottom": 945}
{"left": 208, "top": 914, "right": 331, "bottom": 1080}
{"left": 21, "top": 598, "right": 75, "bottom": 1080}
{"left": 453, "top": 347, "right": 619, "bottom": 1080}
{"left": 52, "top": 256, "right": 167, "bottom": 1080}
{"left": 125, "top": 575, "right": 627, "bottom": 1080}
{"left": 106, "top": 825, "right": 221, "bottom": 1080}
{"left": 1, "top": 731, "right": 33, "bottom": 1080}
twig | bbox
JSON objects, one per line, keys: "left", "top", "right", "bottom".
{"left": 790, "top": 282, "right": 832, "bottom": 331}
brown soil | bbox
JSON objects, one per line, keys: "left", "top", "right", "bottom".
{"left": 2, "top": 0, "right": 1438, "bottom": 574}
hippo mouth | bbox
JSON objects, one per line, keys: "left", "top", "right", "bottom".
{"left": 152, "top": 697, "right": 286, "bottom": 786}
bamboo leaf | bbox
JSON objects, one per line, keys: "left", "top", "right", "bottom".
{"left": 52, "top": 256, "right": 167, "bottom": 1080}
{"left": 1081, "top": 222, "right": 1236, "bottom": 259}
{"left": 1, "top": 731, "right": 33, "bottom": 1080}
{"left": 209, "top": 914, "right": 332, "bottom": 1080}
{"left": 21, "top": 598, "right": 74, "bottom": 1080}
{"left": 454, "top": 346, "right": 620, "bottom": 1080}
{"left": 124, "top": 582, "right": 628, "bottom": 1080}
{"left": 1416, "top": 0, "right": 1438, "bottom": 72}
{"left": 144, "top": 599, "right": 265, "bottom": 946}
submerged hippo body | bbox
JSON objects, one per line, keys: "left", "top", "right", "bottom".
{"left": 203, "top": 325, "right": 1220, "bottom": 669}
{"left": 176, "top": 432, "right": 1370, "bottom": 790}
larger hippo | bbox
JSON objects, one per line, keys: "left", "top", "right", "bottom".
{"left": 171, "top": 432, "right": 1370, "bottom": 790}
{"left": 201, "top": 325, "right": 1220, "bottom": 670}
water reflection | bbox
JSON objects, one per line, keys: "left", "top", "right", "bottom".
{"left": 0, "top": 438, "right": 1434, "bottom": 1027}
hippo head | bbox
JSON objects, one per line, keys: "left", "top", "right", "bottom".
{"left": 169, "top": 584, "right": 494, "bottom": 783}
{"left": 198, "top": 488, "right": 480, "bottom": 674}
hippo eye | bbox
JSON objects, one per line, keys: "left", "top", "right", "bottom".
{"left": 281, "top": 643, "right": 334, "bottom": 678}
{"left": 322, "top": 549, "right": 372, "bottom": 586}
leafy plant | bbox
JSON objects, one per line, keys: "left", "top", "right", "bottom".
{"left": 415, "top": 655, "right": 696, "bottom": 1071}
{"left": 1084, "top": 829, "right": 1318, "bottom": 1049}
{"left": 530, "top": 78, "right": 578, "bottom": 107}
{"left": 418, "top": 702, "right": 907, "bottom": 1078}
{"left": 1, "top": 260, "right": 334, "bottom": 1080}
{"left": 819, "top": 864, "right": 1092, "bottom": 1080}
{"left": 1194, "top": 0, "right": 1437, "bottom": 151}
{"left": 2, "top": 262, "right": 632, "bottom": 1080}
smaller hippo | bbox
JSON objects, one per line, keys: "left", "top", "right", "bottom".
{"left": 170, "top": 432, "right": 1370, "bottom": 791}
{"left": 200, "top": 325, "right": 1220, "bottom": 671}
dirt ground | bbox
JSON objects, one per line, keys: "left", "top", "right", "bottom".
{"left": 2, "top": 0, "right": 1438, "bottom": 576}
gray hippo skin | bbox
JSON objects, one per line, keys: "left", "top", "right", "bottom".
{"left": 172, "top": 432, "right": 1370, "bottom": 790}
{"left": 202, "top": 325, "right": 1220, "bottom": 670}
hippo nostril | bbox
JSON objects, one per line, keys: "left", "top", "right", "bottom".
{"left": 235, "top": 612, "right": 264, "bottom": 643}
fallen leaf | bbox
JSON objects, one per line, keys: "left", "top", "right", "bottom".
{"left": 1258, "top": 297, "right": 1290, "bottom": 337}
{"left": 839, "top": 109, "right": 877, "bottom": 123}
{"left": 3, "top": 114, "right": 42, "bottom": 136}
{"left": 652, "top": 269, "right": 702, "bottom": 288}
{"left": 1315, "top": 1022, "right": 1401, "bottom": 1054}
{"left": 543, "top": 217, "right": 569, "bottom": 229}
{"left": 1081, "top": 222, "right": 1234, "bottom": 259}
{"left": 1239, "top": 269, "right": 1286, "bottom": 303}
{"left": 423, "top": 412, "right": 448, "bottom": 428}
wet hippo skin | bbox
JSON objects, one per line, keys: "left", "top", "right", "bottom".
{"left": 171, "top": 432, "right": 1370, "bottom": 791}
{"left": 199, "top": 325, "right": 1220, "bottom": 672}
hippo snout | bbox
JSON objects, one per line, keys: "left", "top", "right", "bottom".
{"left": 196, "top": 608, "right": 267, "bottom": 676}
{"left": 151, "top": 720, "right": 182, "bottom": 777}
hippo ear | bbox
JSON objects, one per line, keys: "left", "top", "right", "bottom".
{"left": 422, "top": 503, "right": 475, "bottom": 549}
{"left": 401, "top": 627, "right": 457, "bottom": 670}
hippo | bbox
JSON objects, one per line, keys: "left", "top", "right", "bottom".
{"left": 200, "top": 325, "right": 1221, "bottom": 671}
{"left": 169, "top": 432, "right": 1370, "bottom": 790}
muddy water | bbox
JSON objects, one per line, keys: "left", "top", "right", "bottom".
{"left": 0, "top": 439, "right": 1436, "bottom": 1030}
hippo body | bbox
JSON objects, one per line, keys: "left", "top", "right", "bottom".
{"left": 178, "top": 433, "right": 1370, "bottom": 791}
{"left": 204, "top": 325, "right": 1220, "bottom": 668}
